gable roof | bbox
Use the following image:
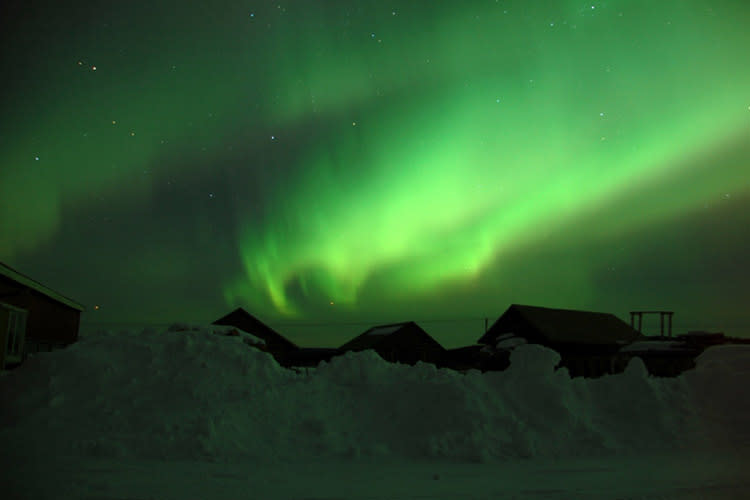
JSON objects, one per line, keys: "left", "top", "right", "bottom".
{"left": 0, "top": 261, "right": 84, "bottom": 311}
{"left": 479, "top": 304, "right": 642, "bottom": 346}
{"left": 339, "top": 321, "right": 444, "bottom": 352}
{"left": 212, "top": 307, "right": 298, "bottom": 351}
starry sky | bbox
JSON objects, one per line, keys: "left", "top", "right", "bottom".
{"left": 2, "top": 0, "right": 749, "bottom": 347}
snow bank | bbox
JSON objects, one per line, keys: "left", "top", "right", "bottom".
{"left": 1, "top": 326, "right": 748, "bottom": 466}
{"left": 681, "top": 345, "right": 750, "bottom": 451}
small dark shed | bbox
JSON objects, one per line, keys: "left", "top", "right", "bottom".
{"left": 479, "top": 304, "right": 643, "bottom": 377}
{"left": 1, "top": 262, "right": 84, "bottom": 369}
{"left": 338, "top": 321, "right": 446, "bottom": 366}
{"left": 212, "top": 307, "right": 298, "bottom": 353}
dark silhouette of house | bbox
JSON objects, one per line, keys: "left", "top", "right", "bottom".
{"left": 212, "top": 307, "right": 298, "bottom": 353}
{"left": 213, "top": 308, "right": 346, "bottom": 370}
{"left": 479, "top": 304, "right": 643, "bottom": 377}
{"left": 338, "top": 321, "right": 446, "bottom": 366}
{"left": 1, "top": 262, "right": 84, "bottom": 369}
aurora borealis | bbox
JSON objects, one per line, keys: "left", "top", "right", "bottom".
{"left": 2, "top": 0, "right": 749, "bottom": 346}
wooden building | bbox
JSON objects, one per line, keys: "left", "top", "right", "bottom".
{"left": 213, "top": 307, "right": 298, "bottom": 353}
{"left": 479, "top": 304, "right": 643, "bottom": 377}
{"left": 213, "top": 308, "right": 352, "bottom": 370}
{"left": 338, "top": 321, "right": 446, "bottom": 366}
{"left": 1, "top": 262, "right": 84, "bottom": 370}
{"left": 213, "top": 307, "right": 311, "bottom": 368}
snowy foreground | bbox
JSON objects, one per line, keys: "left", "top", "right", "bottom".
{"left": 1, "top": 326, "right": 748, "bottom": 500}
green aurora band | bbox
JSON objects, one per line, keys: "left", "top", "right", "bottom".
{"left": 224, "top": 1, "right": 750, "bottom": 315}
{"left": 0, "top": 1, "right": 748, "bottom": 323}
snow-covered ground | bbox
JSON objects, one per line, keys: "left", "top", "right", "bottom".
{"left": 1, "top": 325, "right": 748, "bottom": 499}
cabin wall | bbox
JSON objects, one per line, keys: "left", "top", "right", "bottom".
{"left": 553, "top": 344, "right": 623, "bottom": 378}
{"left": 0, "top": 306, "right": 8, "bottom": 369}
{"left": 25, "top": 290, "right": 80, "bottom": 348}
{"left": 559, "top": 354, "right": 612, "bottom": 378}
{"left": 0, "top": 274, "right": 80, "bottom": 354}
{"left": 0, "top": 274, "right": 26, "bottom": 305}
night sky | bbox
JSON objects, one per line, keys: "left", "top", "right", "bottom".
{"left": 2, "top": 0, "right": 749, "bottom": 347}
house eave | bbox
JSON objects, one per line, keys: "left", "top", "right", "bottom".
{"left": 0, "top": 263, "right": 85, "bottom": 311}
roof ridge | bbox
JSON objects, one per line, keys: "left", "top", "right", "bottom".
{"left": 0, "top": 262, "right": 84, "bottom": 311}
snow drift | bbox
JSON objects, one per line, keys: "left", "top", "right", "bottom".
{"left": 1, "top": 325, "right": 748, "bottom": 466}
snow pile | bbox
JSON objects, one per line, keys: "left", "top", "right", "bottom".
{"left": 620, "top": 340, "right": 688, "bottom": 352}
{"left": 1, "top": 326, "right": 748, "bottom": 466}
{"left": 166, "top": 323, "right": 266, "bottom": 346}
{"left": 495, "top": 333, "right": 527, "bottom": 350}
{"left": 681, "top": 345, "right": 750, "bottom": 451}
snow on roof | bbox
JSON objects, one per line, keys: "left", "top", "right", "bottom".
{"left": 679, "top": 331, "right": 725, "bottom": 338}
{"left": 1, "top": 326, "right": 747, "bottom": 472}
{"left": 209, "top": 324, "right": 266, "bottom": 345}
{"left": 620, "top": 340, "right": 688, "bottom": 353}
{"left": 0, "top": 262, "right": 84, "bottom": 311}
{"left": 213, "top": 308, "right": 297, "bottom": 350}
{"left": 338, "top": 322, "right": 431, "bottom": 351}
{"left": 496, "top": 336, "right": 527, "bottom": 350}
{"left": 366, "top": 325, "right": 403, "bottom": 336}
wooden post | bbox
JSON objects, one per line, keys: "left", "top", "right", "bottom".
{"left": 660, "top": 313, "right": 664, "bottom": 338}
{"left": 668, "top": 312, "right": 673, "bottom": 338}
{"left": 630, "top": 310, "right": 675, "bottom": 337}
